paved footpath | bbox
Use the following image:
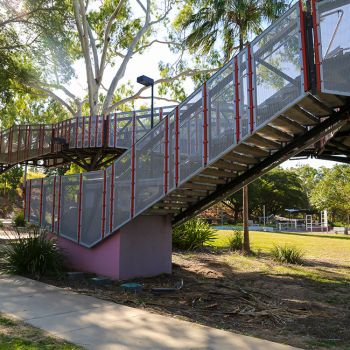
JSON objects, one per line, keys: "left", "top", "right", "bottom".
{"left": 0, "top": 275, "right": 301, "bottom": 350}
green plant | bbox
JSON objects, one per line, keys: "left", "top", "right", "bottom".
{"left": 13, "top": 211, "right": 25, "bottom": 227}
{"left": 227, "top": 230, "right": 243, "bottom": 251}
{"left": 2, "top": 227, "right": 65, "bottom": 279}
{"left": 173, "top": 218, "right": 217, "bottom": 251}
{"left": 271, "top": 245, "right": 304, "bottom": 265}
{"left": 0, "top": 221, "right": 3, "bottom": 228}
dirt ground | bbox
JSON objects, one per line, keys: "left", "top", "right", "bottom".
{"left": 33, "top": 251, "right": 349, "bottom": 350}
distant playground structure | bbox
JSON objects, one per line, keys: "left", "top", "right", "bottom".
{"left": 1, "top": 0, "right": 350, "bottom": 279}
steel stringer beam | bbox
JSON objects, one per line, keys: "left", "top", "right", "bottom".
{"left": 172, "top": 102, "right": 350, "bottom": 226}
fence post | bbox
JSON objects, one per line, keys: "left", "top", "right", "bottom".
{"left": 175, "top": 107, "right": 179, "bottom": 187}
{"left": 164, "top": 116, "right": 169, "bottom": 194}
{"left": 52, "top": 176, "right": 56, "bottom": 233}
{"left": 110, "top": 164, "right": 115, "bottom": 232}
{"left": 203, "top": 82, "right": 208, "bottom": 166}
{"left": 102, "top": 169, "right": 106, "bottom": 238}
{"left": 234, "top": 56, "right": 240, "bottom": 143}
{"left": 131, "top": 112, "right": 136, "bottom": 217}
{"left": 39, "top": 178, "right": 44, "bottom": 226}
{"left": 247, "top": 45, "right": 255, "bottom": 134}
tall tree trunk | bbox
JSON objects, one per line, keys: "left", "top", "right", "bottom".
{"left": 243, "top": 185, "right": 250, "bottom": 253}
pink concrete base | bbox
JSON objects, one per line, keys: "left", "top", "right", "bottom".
{"left": 52, "top": 215, "right": 172, "bottom": 280}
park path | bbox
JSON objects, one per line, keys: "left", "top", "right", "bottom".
{"left": 0, "top": 275, "right": 301, "bottom": 350}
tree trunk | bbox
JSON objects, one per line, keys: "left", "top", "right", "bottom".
{"left": 243, "top": 185, "right": 250, "bottom": 253}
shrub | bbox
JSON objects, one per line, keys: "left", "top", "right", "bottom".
{"left": 271, "top": 245, "right": 304, "bottom": 265}
{"left": 13, "top": 211, "right": 25, "bottom": 227}
{"left": 227, "top": 230, "right": 243, "bottom": 251}
{"left": 2, "top": 227, "right": 65, "bottom": 279}
{"left": 173, "top": 218, "right": 217, "bottom": 251}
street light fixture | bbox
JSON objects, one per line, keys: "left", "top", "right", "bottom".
{"left": 137, "top": 75, "right": 155, "bottom": 129}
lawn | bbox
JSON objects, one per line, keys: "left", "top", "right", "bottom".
{"left": 0, "top": 313, "right": 82, "bottom": 349}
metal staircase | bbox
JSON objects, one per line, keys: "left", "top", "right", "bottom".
{"left": 21, "top": 0, "right": 350, "bottom": 247}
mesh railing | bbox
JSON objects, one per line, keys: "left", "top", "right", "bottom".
{"left": 24, "top": 0, "right": 344, "bottom": 248}
{"left": 0, "top": 106, "right": 175, "bottom": 165}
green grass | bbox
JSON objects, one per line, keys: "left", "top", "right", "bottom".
{"left": 210, "top": 230, "right": 350, "bottom": 285}
{"left": 0, "top": 313, "right": 82, "bottom": 349}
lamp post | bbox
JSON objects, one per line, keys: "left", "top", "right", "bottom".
{"left": 137, "top": 75, "right": 154, "bottom": 129}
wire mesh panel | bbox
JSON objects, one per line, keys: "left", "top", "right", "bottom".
{"left": 135, "top": 119, "right": 165, "bottom": 215}
{"left": 252, "top": 4, "right": 304, "bottom": 128}
{"left": 237, "top": 49, "right": 250, "bottom": 139}
{"left": 24, "top": 181, "right": 30, "bottom": 221}
{"left": 178, "top": 89, "right": 204, "bottom": 185}
{"left": 59, "top": 174, "right": 79, "bottom": 241}
{"left": 167, "top": 112, "right": 176, "bottom": 192}
{"left": 104, "top": 165, "right": 112, "bottom": 236}
{"left": 29, "top": 179, "right": 42, "bottom": 224}
{"left": 114, "top": 112, "right": 134, "bottom": 149}
{"left": 0, "top": 131, "right": 9, "bottom": 163}
{"left": 207, "top": 61, "right": 235, "bottom": 163}
{"left": 80, "top": 171, "right": 103, "bottom": 247}
{"left": 53, "top": 177, "right": 60, "bottom": 234}
{"left": 317, "top": 0, "right": 350, "bottom": 96}
{"left": 42, "top": 178, "right": 54, "bottom": 231}
{"left": 113, "top": 150, "right": 132, "bottom": 230}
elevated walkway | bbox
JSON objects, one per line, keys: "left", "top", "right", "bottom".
{"left": 0, "top": 106, "right": 174, "bottom": 172}
{"left": 17, "top": 0, "right": 350, "bottom": 277}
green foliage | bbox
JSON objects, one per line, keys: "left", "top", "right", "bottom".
{"left": 173, "top": 218, "right": 217, "bottom": 251}
{"left": 271, "top": 245, "right": 304, "bottom": 265}
{"left": 225, "top": 167, "right": 309, "bottom": 222}
{"left": 227, "top": 230, "right": 243, "bottom": 251}
{"left": 2, "top": 227, "right": 65, "bottom": 279}
{"left": 0, "top": 165, "right": 23, "bottom": 193}
{"left": 13, "top": 211, "right": 25, "bottom": 227}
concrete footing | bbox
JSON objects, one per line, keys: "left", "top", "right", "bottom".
{"left": 53, "top": 215, "right": 172, "bottom": 280}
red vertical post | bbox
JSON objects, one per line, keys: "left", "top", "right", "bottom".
{"left": 299, "top": 0, "right": 309, "bottom": 92}
{"left": 57, "top": 176, "right": 62, "bottom": 234}
{"left": 102, "top": 169, "right": 106, "bottom": 238}
{"left": 77, "top": 173, "right": 83, "bottom": 243}
{"left": 203, "top": 82, "right": 208, "bottom": 166}
{"left": 39, "top": 178, "right": 44, "bottom": 226}
{"left": 28, "top": 179, "right": 32, "bottom": 222}
{"left": 160, "top": 107, "right": 163, "bottom": 121}
{"left": 40, "top": 125, "right": 45, "bottom": 155}
{"left": 23, "top": 179, "right": 27, "bottom": 221}
{"left": 164, "top": 117, "right": 169, "bottom": 194}
{"left": 26, "top": 126, "right": 31, "bottom": 160}
{"left": 247, "top": 45, "right": 255, "bottom": 134}
{"left": 52, "top": 176, "right": 56, "bottom": 233}
{"left": 68, "top": 119, "right": 72, "bottom": 146}
{"left": 175, "top": 107, "right": 179, "bottom": 187}
{"left": 311, "top": 0, "right": 321, "bottom": 91}
{"left": 234, "top": 56, "right": 240, "bottom": 143}
{"left": 110, "top": 164, "right": 115, "bottom": 232}
{"left": 131, "top": 112, "right": 136, "bottom": 217}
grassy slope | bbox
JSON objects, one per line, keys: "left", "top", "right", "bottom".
{"left": 211, "top": 230, "right": 350, "bottom": 285}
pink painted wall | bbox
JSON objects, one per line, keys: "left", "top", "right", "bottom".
{"left": 49, "top": 215, "right": 172, "bottom": 280}
{"left": 51, "top": 233, "right": 121, "bottom": 279}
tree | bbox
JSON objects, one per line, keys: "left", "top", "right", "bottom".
{"left": 223, "top": 167, "right": 309, "bottom": 222}
{"left": 0, "top": 0, "right": 224, "bottom": 120}
{"left": 310, "top": 165, "right": 350, "bottom": 224}
{"left": 0, "top": 165, "right": 24, "bottom": 195}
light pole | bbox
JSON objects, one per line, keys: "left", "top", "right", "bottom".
{"left": 137, "top": 75, "right": 154, "bottom": 129}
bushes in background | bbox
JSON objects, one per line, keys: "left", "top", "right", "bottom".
{"left": 13, "top": 211, "right": 25, "bottom": 227}
{"left": 271, "top": 245, "right": 304, "bottom": 265}
{"left": 173, "top": 218, "right": 217, "bottom": 251}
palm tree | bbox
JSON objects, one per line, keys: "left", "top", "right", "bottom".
{"left": 179, "top": 0, "right": 289, "bottom": 253}
{"left": 182, "top": 0, "right": 288, "bottom": 59}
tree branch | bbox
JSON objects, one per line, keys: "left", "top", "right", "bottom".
{"left": 133, "top": 39, "right": 183, "bottom": 54}
{"left": 107, "top": 66, "right": 219, "bottom": 113}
